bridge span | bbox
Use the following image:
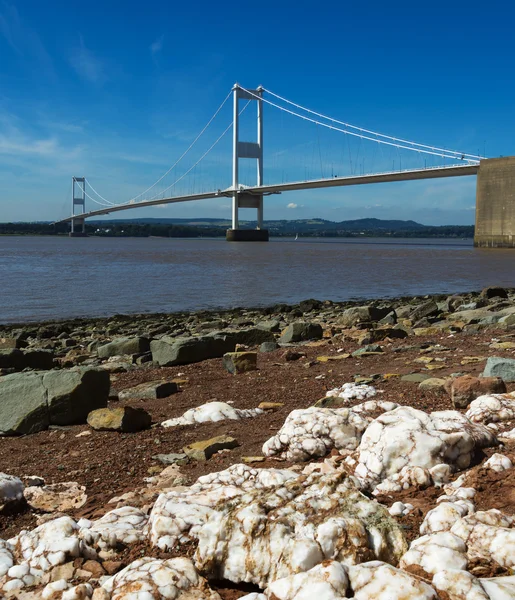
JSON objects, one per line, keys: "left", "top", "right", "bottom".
{"left": 55, "top": 84, "right": 515, "bottom": 246}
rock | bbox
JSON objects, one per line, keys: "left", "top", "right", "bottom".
{"left": 0, "top": 348, "right": 25, "bottom": 370}
{"left": 102, "top": 560, "right": 123, "bottom": 576}
{"left": 399, "top": 532, "right": 467, "bottom": 575}
{"left": 483, "top": 452, "right": 513, "bottom": 472}
{"left": 444, "top": 375, "right": 506, "bottom": 409}
{"left": 0, "top": 337, "right": 24, "bottom": 349}
{"left": 451, "top": 511, "right": 515, "bottom": 569}
{"left": 0, "top": 372, "right": 49, "bottom": 435}
{"left": 268, "top": 561, "right": 349, "bottom": 599}
{"left": 410, "top": 300, "right": 440, "bottom": 321}
{"left": 401, "top": 373, "right": 432, "bottom": 383}
{"left": 481, "top": 285, "right": 508, "bottom": 299}
{"left": 258, "top": 401, "right": 284, "bottom": 410}
{"left": 279, "top": 322, "right": 323, "bottom": 343}
{"left": 222, "top": 351, "right": 257, "bottom": 374}
{"left": 99, "top": 557, "right": 221, "bottom": 600}
{"left": 325, "top": 382, "right": 378, "bottom": 401}
{"left": 351, "top": 344, "right": 383, "bottom": 357}
{"left": 282, "top": 349, "right": 305, "bottom": 361}
{"left": 150, "top": 333, "right": 235, "bottom": 366}
{"left": 44, "top": 367, "right": 110, "bottom": 426}
{"left": 263, "top": 401, "right": 397, "bottom": 461}
{"left": 87, "top": 407, "right": 151, "bottom": 432}
{"left": 354, "top": 407, "right": 498, "bottom": 491}
{"left": 183, "top": 435, "right": 239, "bottom": 461}
{"left": 49, "top": 560, "right": 75, "bottom": 582}
{"left": 97, "top": 336, "right": 150, "bottom": 359}
{"left": 83, "top": 506, "right": 149, "bottom": 550}
{"left": 482, "top": 356, "right": 515, "bottom": 381}
{"left": 348, "top": 562, "right": 437, "bottom": 599}
{"left": 23, "top": 350, "right": 55, "bottom": 370}
{"left": 338, "top": 305, "right": 392, "bottom": 326}
{"left": 24, "top": 482, "right": 87, "bottom": 512}
{"left": 162, "top": 401, "right": 262, "bottom": 428}
{"left": 0, "top": 473, "right": 24, "bottom": 510}
{"left": 82, "top": 559, "right": 105, "bottom": 578}
{"left": 256, "top": 319, "right": 281, "bottom": 332}
{"left": 153, "top": 453, "right": 189, "bottom": 466}
{"left": 193, "top": 471, "right": 407, "bottom": 588}
{"left": 259, "top": 341, "right": 278, "bottom": 352}
{"left": 465, "top": 393, "right": 515, "bottom": 424}
{"left": 419, "top": 377, "right": 446, "bottom": 391}
{"left": 118, "top": 380, "right": 178, "bottom": 401}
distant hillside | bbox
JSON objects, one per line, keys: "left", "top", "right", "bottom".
{"left": 0, "top": 218, "right": 474, "bottom": 238}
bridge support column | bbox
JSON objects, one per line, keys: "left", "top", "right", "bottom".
{"left": 226, "top": 84, "right": 269, "bottom": 241}
{"left": 70, "top": 177, "right": 88, "bottom": 237}
{"left": 475, "top": 157, "right": 515, "bottom": 248}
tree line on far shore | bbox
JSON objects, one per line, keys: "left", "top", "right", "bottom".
{"left": 0, "top": 221, "right": 475, "bottom": 239}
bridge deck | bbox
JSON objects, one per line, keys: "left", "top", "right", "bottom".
{"left": 55, "top": 164, "right": 478, "bottom": 224}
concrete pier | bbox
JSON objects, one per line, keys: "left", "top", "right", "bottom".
{"left": 226, "top": 229, "right": 269, "bottom": 242}
{"left": 475, "top": 156, "right": 515, "bottom": 248}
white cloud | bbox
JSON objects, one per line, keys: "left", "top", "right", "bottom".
{"left": 70, "top": 35, "right": 106, "bottom": 84}
{"left": 150, "top": 35, "right": 164, "bottom": 55}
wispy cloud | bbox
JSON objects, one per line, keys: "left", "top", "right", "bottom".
{"left": 0, "top": 2, "right": 20, "bottom": 53}
{"left": 0, "top": 2, "right": 55, "bottom": 78}
{"left": 150, "top": 35, "right": 164, "bottom": 56}
{"left": 70, "top": 35, "right": 106, "bottom": 84}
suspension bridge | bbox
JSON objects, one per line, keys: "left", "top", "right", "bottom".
{"left": 56, "top": 84, "right": 515, "bottom": 247}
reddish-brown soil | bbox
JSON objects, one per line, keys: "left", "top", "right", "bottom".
{"left": 1, "top": 327, "right": 515, "bottom": 598}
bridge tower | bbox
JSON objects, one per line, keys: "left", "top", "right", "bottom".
{"left": 70, "top": 177, "right": 88, "bottom": 237}
{"left": 226, "top": 84, "right": 269, "bottom": 242}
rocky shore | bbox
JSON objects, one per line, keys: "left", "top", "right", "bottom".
{"left": 2, "top": 288, "right": 515, "bottom": 598}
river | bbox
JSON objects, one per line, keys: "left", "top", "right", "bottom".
{"left": 2, "top": 235, "right": 515, "bottom": 323}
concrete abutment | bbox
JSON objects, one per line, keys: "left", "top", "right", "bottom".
{"left": 475, "top": 156, "right": 515, "bottom": 248}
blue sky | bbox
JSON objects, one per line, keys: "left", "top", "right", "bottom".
{"left": 1, "top": 0, "right": 514, "bottom": 225}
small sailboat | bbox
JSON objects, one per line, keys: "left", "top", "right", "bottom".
{"left": 294, "top": 233, "right": 299, "bottom": 241}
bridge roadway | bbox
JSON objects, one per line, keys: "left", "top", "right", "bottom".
{"left": 55, "top": 164, "right": 478, "bottom": 224}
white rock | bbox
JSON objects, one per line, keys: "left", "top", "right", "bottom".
{"left": 354, "top": 407, "right": 497, "bottom": 490}
{"left": 0, "top": 473, "right": 24, "bottom": 509}
{"left": 79, "top": 507, "right": 148, "bottom": 551}
{"left": 100, "top": 556, "right": 221, "bottom": 600}
{"left": 194, "top": 472, "right": 407, "bottom": 588}
{"left": 348, "top": 561, "right": 437, "bottom": 599}
{"left": 499, "top": 427, "right": 515, "bottom": 440}
{"left": 325, "top": 383, "right": 378, "bottom": 401}
{"left": 466, "top": 394, "right": 515, "bottom": 424}
{"left": 432, "top": 569, "right": 490, "bottom": 600}
{"left": 161, "top": 401, "right": 263, "bottom": 428}
{"left": 8, "top": 516, "right": 92, "bottom": 573}
{"left": 0, "top": 538, "right": 14, "bottom": 577}
{"left": 268, "top": 560, "right": 349, "bottom": 600}
{"left": 24, "top": 482, "right": 87, "bottom": 512}
{"left": 451, "top": 512, "right": 515, "bottom": 568}
{"left": 262, "top": 402, "right": 396, "bottom": 462}
{"left": 148, "top": 464, "right": 298, "bottom": 550}
{"left": 420, "top": 502, "right": 471, "bottom": 535}
{"left": 399, "top": 532, "right": 467, "bottom": 575}
{"left": 483, "top": 453, "right": 513, "bottom": 473}
{"left": 480, "top": 574, "right": 515, "bottom": 599}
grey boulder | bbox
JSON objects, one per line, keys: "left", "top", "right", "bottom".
{"left": 98, "top": 337, "right": 150, "bottom": 359}
{"left": 483, "top": 356, "right": 515, "bottom": 382}
{"left": 279, "top": 322, "right": 323, "bottom": 343}
{"left": 0, "top": 367, "right": 110, "bottom": 436}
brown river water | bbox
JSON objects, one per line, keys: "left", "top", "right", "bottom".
{"left": 1, "top": 236, "right": 515, "bottom": 324}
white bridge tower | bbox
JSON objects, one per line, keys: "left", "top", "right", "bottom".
{"left": 70, "top": 177, "right": 87, "bottom": 237}
{"left": 227, "top": 84, "right": 269, "bottom": 241}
